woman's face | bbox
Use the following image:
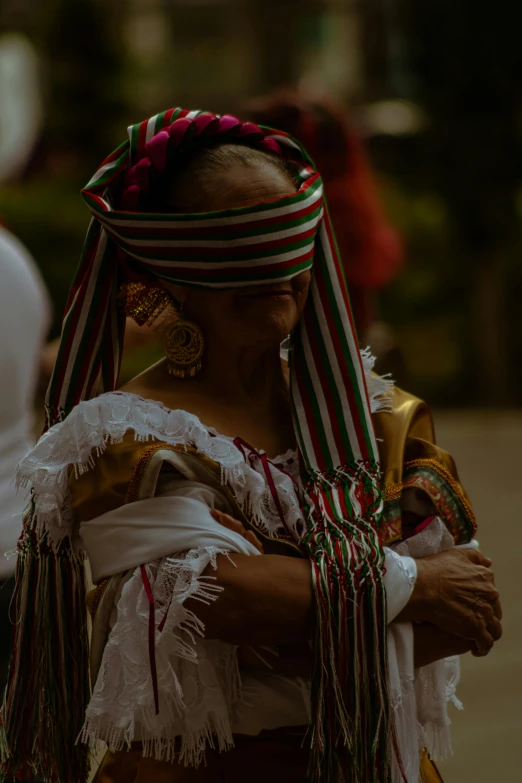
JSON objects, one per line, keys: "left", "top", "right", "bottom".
{"left": 161, "top": 161, "right": 311, "bottom": 352}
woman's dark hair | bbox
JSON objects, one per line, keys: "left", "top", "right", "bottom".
{"left": 143, "top": 142, "right": 298, "bottom": 214}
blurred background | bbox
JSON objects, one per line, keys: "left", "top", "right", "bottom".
{"left": 0, "top": 0, "right": 520, "bottom": 780}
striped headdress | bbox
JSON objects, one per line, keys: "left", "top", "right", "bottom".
{"left": 2, "top": 109, "right": 390, "bottom": 783}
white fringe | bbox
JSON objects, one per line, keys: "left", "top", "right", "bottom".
{"left": 79, "top": 548, "right": 243, "bottom": 767}
{"left": 360, "top": 347, "right": 394, "bottom": 414}
{"left": 15, "top": 393, "right": 306, "bottom": 548}
{"left": 16, "top": 353, "right": 394, "bottom": 551}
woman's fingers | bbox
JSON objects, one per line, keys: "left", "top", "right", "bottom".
{"left": 461, "top": 549, "right": 492, "bottom": 568}
{"left": 461, "top": 598, "right": 502, "bottom": 652}
{"left": 210, "top": 508, "right": 245, "bottom": 536}
{"left": 210, "top": 509, "right": 264, "bottom": 553}
{"left": 245, "top": 530, "right": 264, "bottom": 554}
{"left": 492, "top": 596, "right": 503, "bottom": 621}
{"left": 489, "top": 616, "right": 503, "bottom": 642}
{"left": 480, "top": 582, "right": 502, "bottom": 625}
{"left": 482, "top": 603, "right": 503, "bottom": 641}
{"left": 471, "top": 612, "right": 496, "bottom": 656}
{"left": 414, "top": 624, "right": 474, "bottom": 667}
{"left": 471, "top": 632, "right": 495, "bottom": 657}
{"left": 413, "top": 548, "right": 503, "bottom": 657}
{"left": 479, "top": 580, "right": 502, "bottom": 618}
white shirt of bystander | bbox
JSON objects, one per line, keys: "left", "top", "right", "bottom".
{"left": 0, "top": 226, "right": 50, "bottom": 577}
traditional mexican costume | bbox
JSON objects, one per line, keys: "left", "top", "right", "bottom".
{"left": 0, "top": 109, "right": 476, "bottom": 783}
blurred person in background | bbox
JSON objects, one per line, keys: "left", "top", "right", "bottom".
{"left": 0, "top": 220, "right": 50, "bottom": 695}
{"left": 244, "top": 90, "right": 403, "bottom": 343}
{"left": 0, "top": 28, "right": 50, "bottom": 712}
{"left": 0, "top": 108, "right": 501, "bottom": 783}
{"left": 0, "top": 31, "right": 42, "bottom": 184}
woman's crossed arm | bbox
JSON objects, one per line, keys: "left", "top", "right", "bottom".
{"left": 189, "top": 511, "right": 502, "bottom": 667}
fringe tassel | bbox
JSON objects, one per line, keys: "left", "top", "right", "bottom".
{"left": 0, "top": 501, "right": 90, "bottom": 783}
{"left": 360, "top": 347, "right": 394, "bottom": 415}
{"left": 79, "top": 551, "right": 242, "bottom": 769}
{"left": 301, "top": 465, "right": 392, "bottom": 783}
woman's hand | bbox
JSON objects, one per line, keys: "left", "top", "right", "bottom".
{"left": 210, "top": 509, "right": 312, "bottom": 669}
{"left": 209, "top": 508, "right": 264, "bottom": 553}
{"left": 398, "top": 548, "right": 502, "bottom": 657}
{"left": 413, "top": 623, "right": 474, "bottom": 668}
{"left": 186, "top": 507, "right": 312, "bottom": 646}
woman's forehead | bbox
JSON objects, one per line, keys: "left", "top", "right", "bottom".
{"left": 201, "top": 162, "right": 296, "bottom": 211}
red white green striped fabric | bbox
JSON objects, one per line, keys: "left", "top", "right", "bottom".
{"left": 9, "top": 108, "right": 390, "bottom": 783}
{"left": 46, "top": 109, "right": 379, "bottom": 475}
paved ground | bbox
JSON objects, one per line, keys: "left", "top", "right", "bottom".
{"left": 432, "top": 410, "right": 522, "bottom": 782}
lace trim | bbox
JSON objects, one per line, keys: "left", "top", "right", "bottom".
{"left": 16, "top": 353, "right": 393, "bottom": 549}
{"left": 390, "top": 672, "right": 420, "bottom": 783}
{"left": 360, "top": 346, "right": 394, "bottom": 414}
{"left": 16, "top": 391, "right": 306, "bottom": 548}
{"left": 81, "top": 547, "right": 242, "bottom": 765}
{"left": 393, "top": 520, "right": 463, "bottom": 765}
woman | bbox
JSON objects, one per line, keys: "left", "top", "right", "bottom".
{"left": 0, "top": 109, "right": 501, "bottom": 783}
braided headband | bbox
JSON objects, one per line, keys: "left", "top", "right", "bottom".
{"left": 40, "top": 108, "right": 390, "bottom": 782}
{"left": 46, "top": 108, "right": 377, "bottom": 471}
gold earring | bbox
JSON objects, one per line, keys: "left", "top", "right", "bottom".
{"left": 164, "top": 305, "right": 205, "bottom": 378}
{"left": 118, "top": 281, "right": 173, "bottom": 327}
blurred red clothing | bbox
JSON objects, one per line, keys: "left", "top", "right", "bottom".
{"left": 244, "top": 91, "right": 403, "bottom": 334}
